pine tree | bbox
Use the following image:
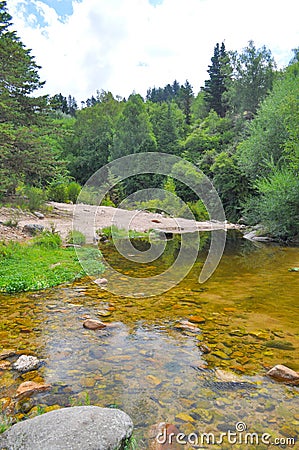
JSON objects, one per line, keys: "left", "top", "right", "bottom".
{"left": 203, "top": 42, "right": 230, "bottom": 117}
{"left": 0, "top": 1, "right": 59, "bottom": 196}
{"left": 178, "top": 80, "right": 193, "bottom": 125}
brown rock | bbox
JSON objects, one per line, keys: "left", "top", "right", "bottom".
{"left": 83, "top": 319, "right": 107, "bottom": 330}
{"left": 149, "top": 422, "right": 181, "bottom": 449}
{"left": 267, "top": 364, "right": 299, "bottom": 384}
{"left": 199, "top": 344, "right": 211, "bottom": 354}
{"left": 175, "top": 320, "right": 200, "bottom": 333}
{"left": 0, "top": 349, "right": 17, "bottom": 360}
{"left": 0, "top": 360, "right": 11, "bottom": 370}
{"left": 15, "top": 381, "right": 51, "bottom": 399}
{"left": 188, "top": 315, "right": 206, "bottom": 324}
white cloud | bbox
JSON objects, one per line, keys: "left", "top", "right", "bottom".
{"left": 7, "top": 0, "right": 299, "bottom": 102}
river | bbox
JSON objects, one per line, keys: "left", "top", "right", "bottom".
{"left": 0, "top": 231, "right": 298, "bottom": 448}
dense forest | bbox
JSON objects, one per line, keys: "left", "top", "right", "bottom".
{"left": 0, "top": 1, "right": 298, "bottom": 240}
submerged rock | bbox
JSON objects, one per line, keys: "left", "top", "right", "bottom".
{"left": 83, "top": 319, "right": 107, "bottom": 330}
{"left": 149, "top": 422, "right": 181, "bottom": 449}
{"left": 95, "top": 278, "right": 108, "bottom": 286}
{"left": 0, "top": 406, "right": 133, "bottom": 450}
{"left": 267, "top": 364, "right": 299, "bottom": 384}
{"left": 0, "top": 349, "right": 17, "bottom": 360}
{"left": 15, "top": 381, "right": 51, "bottom": 399}
{"left": 12, "top": 355, "right": 40, "bottom": 373}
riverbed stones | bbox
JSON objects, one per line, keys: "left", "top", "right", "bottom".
{"left": 15, "top": 381, "right": 51, "bottom": 399}
{"left": 12, "top": 355, "right": 40, "bottom": 373}
{"left": 83, "top": 319, "right": 107, "bottom": 330}
{"left": 95, "top": 277, "right": 108, "bottom": 286}
{"left": 0, "top": 349, "right": 17, "bottom": 360}
{"left": 267, "top": 364, "right": 299, "bottom": 384}
{"left": 0, "top": 406, "right": 133, "bottom": 450}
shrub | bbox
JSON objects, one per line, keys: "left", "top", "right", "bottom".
{"left": 66, "top": 230, "right": 86, "bottom": 246}
{"left": 244, "top": 168, "right": 299, "bottom": 240}
{"left": 25, "top": 186, "right": 47, "bottom": 211}
{"left": 32, "top": 230, "right": 62, "bottom": 249}
{"left": 47, "top": 182, "right": 68, "bottom": 203}
{"left": 67, "top": 182, "right": 81, "bottom": 203}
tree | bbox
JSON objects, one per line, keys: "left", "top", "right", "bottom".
{"left": 178, "top": 80, "right": 193, "bottom": 125}
{"left": 148, "top": 101, "right": 184, "bottom": 154}
{"left": 228, "top": 40, "right": 276, "bottom": 115}
{"left": 111, "top": 94, "right": 157, "bottom": 160}
{"left": 203, "top": 42, "right": 231, "bottom": 117}
{"left": 237, "top": 61, "right": 299, "bottom": 180}
{"left": 0, "top": 1, "right": 60, "bottom": 196}
{"left": 0, "top": 1, "right": 46, "bottom": 126}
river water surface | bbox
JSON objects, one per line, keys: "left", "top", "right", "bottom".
{"left": 0, "top": 232, "right": 298, "bottom": 448}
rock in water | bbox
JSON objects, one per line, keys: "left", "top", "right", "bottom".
{"left": 15, "top": 381, "right": 51, "bottom": 399}
{"left": 0, "top": 406, "right": 133, "bottom": 450}
{"left": 12, "top": 355, "right": 40, "bottom": 373}
{"left": 267, "top": 364, "right": 299, "bottom": 384}
{"left": 83, "top": 319, "right": 107, "bottom": 330}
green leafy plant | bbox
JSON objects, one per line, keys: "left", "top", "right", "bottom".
{"left": 24, "top": 186, "right": 47, "bottom": 211}
{"left": 67, "top": 182, "right": 81, "bottom": 203}
{"left": 122, "top": 435, "right": 138, "bottom": 450}
{"left": 66, "top": 230, "right": 86, "bottom": 246}
{"left": 32, "top": 230, "right": 62, "bottom": 249}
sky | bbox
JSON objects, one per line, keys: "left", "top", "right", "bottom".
{"left": 7, "top": 0, "right": 299, "bottom": 103}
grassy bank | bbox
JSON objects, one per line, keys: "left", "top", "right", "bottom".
{"left": 0, "top": 232, "right": 104, "bottom": 294}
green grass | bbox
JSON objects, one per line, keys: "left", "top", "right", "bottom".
{"left": 0, "top": 237, "right": 104, "bottom": 294}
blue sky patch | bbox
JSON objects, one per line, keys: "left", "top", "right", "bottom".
{"left": 148, "top": 0, "right": 164, "bottom": 6}
{"left": 21, "top": 0, "right": 83, "bottom": 26}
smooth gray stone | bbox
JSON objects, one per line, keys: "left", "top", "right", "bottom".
{"left": 0, "top": 406, "right": 133, "bottom": 450}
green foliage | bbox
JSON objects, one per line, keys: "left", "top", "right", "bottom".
{"left": 67, "top": 230, "right": 86, "bottom": 246}
{"left": 100, "top": 225, "right": 150, "bottom": 240}
{"left": 227, "top": 40, "right": 276, "bottom": 115}
{"left": 211, "top": 152, "right": 251, "bottom": 220}
{"left": 187, "top": 200, "right": 209, "bottom": 221}
{"left": 0, "top": 414, "right": 12, "bottom": 434}
{"left": 237, "top": 62, "right": 299, "bottom": 180}
{"left": 67, "top": 181, "right": 81, "bottom": 203}
{"left": 122, "top": 435, "right": 138, "bottom": 450}
{"left": 244, "top": 168, "right": 299, "bottom": 240}
{"left": 32, "top": 230, "right": 62, "bottom": 249}
{"left": 203, "top": 42, "right": 231, "bottom": 117}
{"left": 111, "top": 94, "right": 157, "bottom": 160}
{"left": 148, "top": 101, "right": 184, "bottom": 154}
{"left": 65, "top": 96, "right": 119, "bottom": 184}
{"left": 47, "top": 177, "right": 69, "bottom": 203}
{"left": 23, "top": 185, "right": 47, "bottom": 211}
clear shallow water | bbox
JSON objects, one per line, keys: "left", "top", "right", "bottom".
{"left": 0, "top": 232, "right": 298, "bottom": 448}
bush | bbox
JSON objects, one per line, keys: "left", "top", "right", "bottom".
{"left": 67, "top": 182, "right": 81, "bottom": 203}
{"left": 187, "top": 200, "right": 209, "bottom": 221}
{"left": 32, "top": 230, "right": 62, "bottom": 249}
{"left": 66, "top": 230, "right": 86, "bottom": 245}
{"left": 25, "top": 186, "right": 47, "bottom": 211}
{"left": 47, "top": 182, "right": 68, "bottom": 203}
{"left": 244, "top": 168, "right": 299, "bottom": 240}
